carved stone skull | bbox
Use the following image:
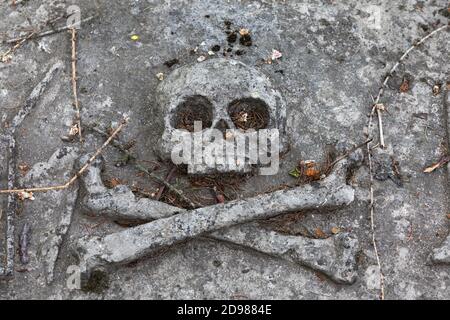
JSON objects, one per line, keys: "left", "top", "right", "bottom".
{"left": 153, "top": 58, "right": 287, "bottom": 174}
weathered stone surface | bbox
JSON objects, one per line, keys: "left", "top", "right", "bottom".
{"left": 0, "top": 61, "right": 63, "bottom": 279}
{"left": 19, "top": 147, "right": 79, "bottom": 284}
{"left": 0, "top": 0, "right": 449, "bottom": 300}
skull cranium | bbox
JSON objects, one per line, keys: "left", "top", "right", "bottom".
{"left": 153, "top": 58, "right": 287, "bottom": 174}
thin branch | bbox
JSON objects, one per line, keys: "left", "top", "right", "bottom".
{"left": 70, "top": 28, "right": 82, "bottom": 142}
{"left": 365, "top": 23, "right": 448, "bottom": 300}
{"left": 328, "top": 138, "right": 373, "bottom": 169}
{"left": 156, "top": 166, "right": 178, "bottom": 201}
{"left": 0, "top": 32, "right": 35, "bottom": 63}
{"left": 3, "top": 15, "right": 97, "bottom": 44}
{"left": 0, "top": 118, "right": 128, "bottom": 195}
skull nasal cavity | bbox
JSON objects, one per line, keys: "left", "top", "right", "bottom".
{"left": 214, "top": 119, "right": 230, "bottom": 138}
{"left": 172, "top": 95, "right": 213, "bottom": 132}
{"left": 228, "top": 98, "right": 270, "bottom": 130}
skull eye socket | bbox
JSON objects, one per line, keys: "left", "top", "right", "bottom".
{"left": 172, "top": 95, "right": 213, "bottom": 132}
{"left": 228, "top": 98, "right": 270, "bottom": 130}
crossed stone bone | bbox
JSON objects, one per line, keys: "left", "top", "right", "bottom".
{"left": 74, "top": 155, "right": 359, "bottom": 286}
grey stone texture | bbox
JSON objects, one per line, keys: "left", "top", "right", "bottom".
{"left": 0, "top": 0, "right": 449, "bottom": 299}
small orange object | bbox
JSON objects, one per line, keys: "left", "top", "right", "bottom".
{"left": 314, "top": 228, "right": 327, "bottom": 239}
{"left": 400, "top": 78, "right": 409, "bottom": 93}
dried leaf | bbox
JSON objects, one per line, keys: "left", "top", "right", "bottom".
{"left": 314, "top": 228, "right": 326, "bottom": 239}
{"left": 18, "top": 164, "right": 30, "bottom": 176}
{"left": 18, "top": 191, "right": 35, "bottom": 201}
{"left": 68, "top": 123, "right": 79, "bottom": 137}
{"left": 424, "top": 155, "right": 450, "bottom": 173}
{"left": 399, "top": 78, "right": 410, "bottom": 93}
{"left": 1, "top": 53, "right": 12, "bottom": 63}
{"left": 331, "top": 227, "right": 341, "bottom": 234}
{"left": 305, "top": 167, "right": 321, "bottom": 179}
{"left": 105, "top": 177, "right": 122, "bottom": 188}
{"left": 216, "top": 193, "right": 225, "bottom": 203}
{"left": 446, "top": 214, "right": 450, "bottom": 220}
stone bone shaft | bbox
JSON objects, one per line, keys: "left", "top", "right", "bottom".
{"left": 210, "top": 224, "right": 358, "bottom": 284}
{"left": 76, "top": 159, "right": 355, "bottom": 282}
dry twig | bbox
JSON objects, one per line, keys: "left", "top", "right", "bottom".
{"left": 156, "top": 166, "right": 178, "bottom": 201}
{"left": 328, "top": 139, "right": 373, "bottom": 169}
{"left": 0, "top": 32, "right": 35, "bottom": 63}
{"left": 69, "top": 28, "right": 82, "bottom": 142}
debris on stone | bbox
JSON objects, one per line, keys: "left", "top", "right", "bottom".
{"left": 239, "top": 31, "right": 252, "bottom": 47}
{"left": 18, "top": 163, "right": 30, "bottom": 176}
{"left": 314, "top": 228, "right": 327, "bottom": 239}
{"left": 331, "top": 227, "right": 341, "bottom": 234}
{"left": 156, "top": 72, "right": 164, "bottom": 81}
{"left": 1, "top": 54, "right": 12, "bottom": 63}
{"left": 423, "top": 155, "right": 450, "bottom": 173}
{"left": 61, "top": 123, "right": 80, "bottom": 142}
{"left": 77, "top": 154, "right": 182, "bottom": 222}
{"left": 18, "top": 191, "right": 35, "bottom": 201}
{"left": 374, "top": 103, "right": 386, "bottom": 112}
{"left": 69, "top": 123, "right": 79, "bottom": 137}
{"left": 271, "top": 49, "right": 283, "bottom": 61}
{"left": 290, "top": 160, "right": 322, "bottom": 181}
{"left": 432, "top": 83, "right": 441, "bottom": 95}
{"left": 399, "top": 78, "right": 410, "bottom": 93}
{"left": 239, "top": 28, "right": 250, "bottom": 36}
{"left": 104, "top": 177, "right": 123, "bottom": 188}
{"left": 197, "top": 55, "right": 206, "bottom": 62}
